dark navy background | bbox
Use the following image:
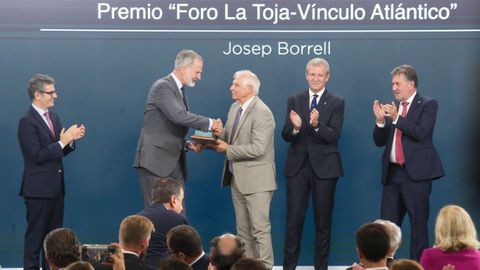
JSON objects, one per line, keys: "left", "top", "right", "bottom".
{"left": 1, "top": 0, "right": 479, "bottom": 266}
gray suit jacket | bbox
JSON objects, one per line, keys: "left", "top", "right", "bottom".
{"left": 133, "top": 74, "right": 210, "bottom": 177}
{"left": 219, "top": 96, "right": 277, "bottom": 194}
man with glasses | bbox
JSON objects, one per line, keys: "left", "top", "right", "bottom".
{"left": 18, "top": 74, "right": 85, "bottom": 270}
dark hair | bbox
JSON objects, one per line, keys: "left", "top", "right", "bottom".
{"left": 28, "top": 74, "right": 55, "bottom": 100}
{"left": 231, "top": 258, "right": 267, "bottom": 270}
{"left": 43, "top": 228, "right": 81, "bottom": 268}
{"left": 152, "top": 178, "right": 183, "bottom": 203}
{"left": 391, "top": 64, "right": 418, "bottom": 87}
{"left": 356, "top": 223, "right": 389, "bottom": 263}
{"left": 167, "top": 225, "right": 202, "bottom": 257}
{"left": 65, "top": 261, "right": 94, "bottom": 270}
{"left": 209, "top": 234, "right": 245, "bottom": 270}
{"left": 158, "top": 257, "right": 193, "bottom": 270}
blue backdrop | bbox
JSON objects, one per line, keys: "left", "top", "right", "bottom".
{"left": 1, "top": 0, "right": 479, "bottom": 266}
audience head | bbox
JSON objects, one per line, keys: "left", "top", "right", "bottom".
{"left": 167, "top": 225, "right": 203, "bottom": 264}
{"left": 390, "top": 259, "right": 424, "bottom": 270}
{"left": 209, "top": 233, "right": 245, "bottom": 270}
{"left": 231, "top": 258, "right": 267, "bottom": 270}
{"left": 152, "top": 178, "right": 184, "bottom": 213}
{"left": 119, "top": 215, "right": 154, "bottom": 258}
{"left": 64, "top": 261, "right": 95, "bottom": 270}
{"left": 356, "top": 223, "right": 389, "bottom": 265}
{"left": 434, "top": 204, "right": 480, "bottom": 252}
{"left": 43, "top": 228, "right": 81, "bottom": 269}
{"left": 158, "top": 257, "right": 193, "bottom": 270}
{"left": 374, "top": 219, "right": 402, "bottom": 255}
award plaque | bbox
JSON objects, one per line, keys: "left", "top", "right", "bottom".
{"left": 191, "top": 130, "right": 218, "bottom": 144}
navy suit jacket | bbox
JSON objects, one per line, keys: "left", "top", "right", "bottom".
{"left": 137, "top": 203, "right": 189, "bottom": 268}
{"left": 282, "top": 90, "right": 344, "bottom": 179}
{"left": 191, "top": 253, "right": 209, "bottom": 270}
{"left": 17, "top": 106, "right": 74, "bottom": 198}
{"left": 373, "top": 94, "right": 445, "bottom": 184}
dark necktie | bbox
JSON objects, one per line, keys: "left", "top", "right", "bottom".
{"left": 44, "top": 111, "right": 55, "bottom": 138}
{"left": 395, "top": 101, "right": 409, "bottom": 165}
{"left": 228, "top": 107, "right": 243, "bottom": 173}
{"left": 180, "top": 87, "right": 189, "bottom": 111}
{"left": 310, "top": 94, "right": 318, "bottom": 111}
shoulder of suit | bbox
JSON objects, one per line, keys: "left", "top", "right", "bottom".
{"left": 324, "top": 90, "right": 344, "bottom": 101}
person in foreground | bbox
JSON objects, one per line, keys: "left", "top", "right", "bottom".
{"left": 211, "top": 70, "right": 276, "bottom": 268}
{"left": 390, "top": 259, "right": 424, "bottom": 270}
{"left": 373, "top": 64, "right": 444, "bottom": 260}
{"left": 282, "top": 57, "right": 345, "bottom": 270}
{"left": 137, "top": 178, "right": 189, "bottom": 268}
{"left": 420, "top": 205, "right": 480, "bottom": 270}
{"left": 353, "top": 223, "right": 389, "bottom": 270}
{"left": 19, "top": 74, "right": 85, "bottom": 270}
{"left": 133, "top": 49, "right": 222, "bottom": 207}
{"left": 43, "top": 228, "right": 81, "bottom": 270}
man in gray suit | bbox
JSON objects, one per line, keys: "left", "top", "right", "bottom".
{"left": 211, "top": 70, "right": 277, "bottom": 269}
{"left": 134, "top": 49, "right": 222, "bottom": 207}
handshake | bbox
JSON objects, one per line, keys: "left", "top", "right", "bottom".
{"left": 188, "top": 118, "right": 224, "bottom": 153}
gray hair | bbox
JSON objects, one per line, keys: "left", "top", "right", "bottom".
{"left": 374, "top": 219, "right": 402, "bottom": 254}
{"left": 305, "top": 58, "right": 330, "bottom": 74}
{"left": 391, "top": 64, "right": 418, "bottom": 88}
{"left": 174, "top": 49, "right": 203, "bottom": 69}
{"left": 233, "top": 70, "right": 260, "bottom": 96}
{"left": 28, "top": 74, "right": 55, "bottom": 100}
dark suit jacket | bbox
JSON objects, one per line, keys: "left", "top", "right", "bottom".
{"left": 137, "top": 203, "right": 189, "bottom": 269}
{"left": 282, "top": 90, "right": 344, "bottom": 179}
{"left": 17, "top": 106, "right": 74, "bottom": 198}
{"left": 191, "top": 253, "right": 209, "bottom": 270}
{"left": 133, "top": 74, "right": 210, "bottom": 178}
{"left": 124, "top": 253, "right": 155, "bottom": 270}
{"left": 373, "top": 94, "right": 444, "bottom": 183}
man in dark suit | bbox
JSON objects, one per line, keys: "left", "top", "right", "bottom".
{"left": 166, "top": 225, "right": 209, "bottom": 270}
{"left": 282, "top": 58, "right": 344, "bottom": 270}
{"left": 373, "top": 64, "right": 444, "bottom": 261}
{"left": 137, "top": 178, "right": 189, "bottom": 269}
{"left": 133, "top": 49, "right": 222, "bottom": 207}
{"left": 18, "top": 74, "right": 85, "bottom": 270}
{"left": 93, "top": 215, "right": 155, "bottom": 270}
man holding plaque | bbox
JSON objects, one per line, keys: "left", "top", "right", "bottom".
{"left": 134, "top": 49, "right": 222, "bottom": 207}
{"left": 211, "top": 70, "right": 276, "bottom": 269}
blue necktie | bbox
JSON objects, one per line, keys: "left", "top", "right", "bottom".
{"left": 228, "top": 107, "right": 243, "bottom": 173}
{"left": 310, "top": 94, "right": 318, "bottom": 111}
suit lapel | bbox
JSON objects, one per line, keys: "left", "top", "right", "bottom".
{"left": 166, "top": 75, "right": 187, "bottom": 110}
{"left": 231, "top": 97, "right": 258, "bottom": 143}
{"left": 300, "top": 91, "right": 310, "bottom": 121}
{"left": 406, "top": 94, "right": 423, "bottom": 119}
{"left": 29, "top": 106, "right": 55, "bottom": 140}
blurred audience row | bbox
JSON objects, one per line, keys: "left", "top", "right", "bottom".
{"left": 41, "top": 178, "right": 480, "bottom": 270}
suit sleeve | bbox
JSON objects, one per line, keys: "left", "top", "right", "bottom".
{"left": 313, "top": 98, "right": 345, "bottom": 143}
{"left": 152, "top": 83, "right": 210, "bottom": 131}
{"left": 373, "top": 120, "right": 392, "bottom": 147}
{"left": 282, "top": 97, "right": 300, "bottom": 143}
{"left": 395, "top": 99, "right": 438, "bottom": 142}
{"left": 18, "top": 117, "right": 64, "bottom": 164}
{"left": 226, "top": 108, "right": 275, "bottom": 160}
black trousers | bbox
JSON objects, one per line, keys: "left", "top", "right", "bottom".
{"left": 381, "top": 163, "right": 432, "bottom": 261}
{"left": 283, "top": 160, "right": 337, "bottom": 270}
{"left": 24, "top": 195, "right": 64, "bottom": 270}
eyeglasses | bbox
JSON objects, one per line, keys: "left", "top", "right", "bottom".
{"left": 39, "top": 91, "right": 57, "bottom": 96}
